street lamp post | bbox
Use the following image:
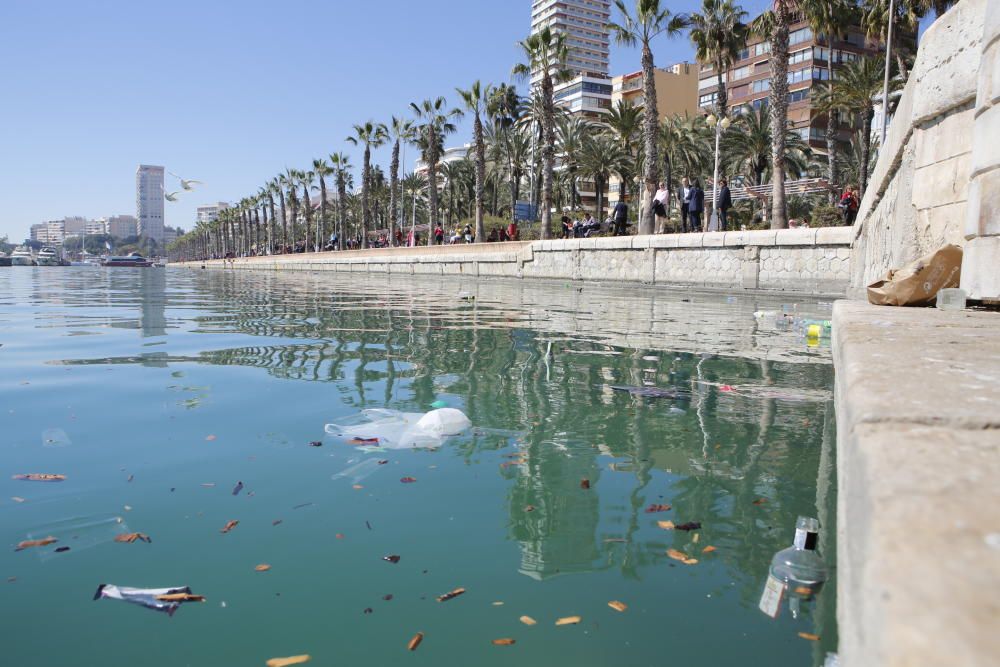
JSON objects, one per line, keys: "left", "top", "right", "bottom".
{"left": 706, "top": 113, "right": 731, "bottom": 231}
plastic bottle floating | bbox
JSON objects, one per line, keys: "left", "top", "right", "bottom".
{"left": 325, "top": 408, "right": 471, "bottom": 450}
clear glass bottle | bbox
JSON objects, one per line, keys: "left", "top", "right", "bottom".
{"left": 769, "top": 516, "right": 828, "bottom": 602}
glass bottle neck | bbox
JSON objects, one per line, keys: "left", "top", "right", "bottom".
{"left": 793, "top": 528, "right": 819, "bottom": 551}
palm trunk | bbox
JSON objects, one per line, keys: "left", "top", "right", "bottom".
{"left": 595, "top": 175, "right": 605, "bottom": 221}
{"left": 473, "top": 112, "right": 486, "bottom": 243}
{"left": 715, "top": 58, "right": 728, "bottom": 117}
{"left": 640, "top": 42, "right": 660, "bottom": 236}
{"left": 860, "top": 108, "right": 874, "bottom": 199}
{"left": 769, "top": 3, "right": 791, "bottom": 230}
{"left": 389, "top": 139, "right": 400, "bottom": 246}
{"left": 319, "top": 177, "right": 328, "bottom": 249}
{"left": 288, "top": 190, "right": 299, "bottom": 249}
{"left": 361, "top": 146, "right": 371, "bottom": 249}
{"left": 267, "top": 196, "right": 276, "bottom": 254}
{"left": 278, "top": 190, "right": 288, "bottom": 251}
{"left": 540, "top": 80, "right": 555, "bottom": 240}
{"left": 426, "top": 126, "right": 439, "bottom": 247}
{"left": 336, "top": 172, "right": 348, "bottom": 250}
{"left": 301, "top": 183, "right": 312, "bottom": 251}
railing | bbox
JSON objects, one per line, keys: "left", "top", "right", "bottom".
{"left": 706, "top": 178, "right": 839, "bottom": 202}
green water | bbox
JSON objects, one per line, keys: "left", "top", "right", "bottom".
{"left": 1, "top": 268, "right": 837, "bottom": 666}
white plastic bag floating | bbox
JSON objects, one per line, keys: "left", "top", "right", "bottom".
{"left": 325, "top": 408, "right": 471, "bottom": 450}
{"left": 93, "top": 584, "right": 204, "bottom": 616}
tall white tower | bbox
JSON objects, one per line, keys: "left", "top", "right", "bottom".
{"left": 136, "top": 165, "right": 165, "bottom": 244}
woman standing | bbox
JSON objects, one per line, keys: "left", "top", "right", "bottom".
{"left": 688, "top": 179, "right": 705, "bottom": 232}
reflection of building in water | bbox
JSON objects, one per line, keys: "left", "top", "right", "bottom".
{"left": 139, "top": 269, "right": 167, "bottom": 338}
{"left": 509, "top": 441, "right": 602, "bottom": 580}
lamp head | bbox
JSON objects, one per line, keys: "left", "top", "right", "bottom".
{"left": 706, "top": 113, "right": 718, "bottom": 127}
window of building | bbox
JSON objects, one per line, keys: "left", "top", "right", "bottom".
{"left": 699, "top": 92, "right": 718, "bottom": 106}
{"left": 731, "top": 84, "right": 749, "bottom": 99}
{"left": 787, "top": 67, "right": 812, "bottom": 85}
{"left": 790, "top": 48, "right": 811, "bottom": 65}
{"left": 789, "top": 27, "right": 813, "bottom": 46}
{"left": 737, "top": 47, "right": 750, "bottom": 60}
{"left": 752, "top": 78, "right": 771, "bottom": 94}
{"left": 753, "top": 42, "right": 771, "bottom": 57}
{"left": 730, "top": 65, "right": 751, "bottom": 81}
{"left": 812, "top": 67, "right": 829, "bottom": 81}
{"left": 788, "top": 89, "right": 809, "bottom": 104}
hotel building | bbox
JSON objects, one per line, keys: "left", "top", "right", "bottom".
{"left": 196, "top": 202, "right": 230, "bottom": 225}
{"left": 136, "top": 164, "right": 166, "bottom": 243}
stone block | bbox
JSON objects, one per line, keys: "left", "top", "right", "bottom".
{"left": 915, "top": 202, "right": 968, "bottom": 251}
{"left": 976, "top": 39, "right": 999, "bottom": 107}
{"left": 649, "top": 235, "right": 681, "bottom": 249}
{"left": 702, "top": 231, "right": 725, "bottom": 247}
{"left": 910, "top": 0, "right": 984, "bottom": 124}
{"left": 961, "top": 234, "right": 1000, "bottom": 300}
{"left": 965, "top": 168, "right": 1000, "bottom": 237}
{"left": 971, "top": 102, "right": 1000, "bottom": 175}
{"left": 743, "top": 229, "right": 778, "bottom": 246}
{"left": 774, "top": 228, "right": 817, "bottom": 246}
{"left": 677, "top": 233, "right": 704, "bottom": 248}
{"left": 815, "top": 225, "right": 853, "bottom": 246}
{"left": 723, "top": 230, "right": 747, "bottom": 246}
{"left": 913, "top": 106, "right": 976, "bottom": 170}
{"left": 911, "top": 154, "right": 971, "bottom": 211}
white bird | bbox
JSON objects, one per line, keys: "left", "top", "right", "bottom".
{"left": 164, "top": 190, "right": 180, "bottom": 202}
{"left": 168, "top": 171, "right": 203, "bottom": 190}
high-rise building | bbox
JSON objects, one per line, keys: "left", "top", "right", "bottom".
{"left": 31, "top": 221, "right": 65, "bottom": 245}
{"left": 85, "top": 219, "right": 108, "bottom": 236}
{"left": 696, "top": 10, "right": 888, "bottom": 152}
{"left": 62, "top": 216, "right": 89, "bottom": 237}
{"left": 530, "top": 0, "right": 611, "bottom": 81}
{"left": 105, "top": 215, "right": 138, "bottom": 239}
{"left": 532, "top": 1, "right": 613, "bottom": 122}
{"left": 612, "top": 63, "right": 700, "bottom": 118}
{"left": 136, "top": 165, "right": 165, "bottom": 243}
{"left": 196, "top": 202, "right": 230, "bottom": 225}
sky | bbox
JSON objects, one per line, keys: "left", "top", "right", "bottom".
{"left": 0, "top": 0, "right": 771, "bottom": 243}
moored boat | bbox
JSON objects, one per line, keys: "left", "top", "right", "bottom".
{"left": 36, "top": 246, "right": 62, "bottom": 266}
{"left": 10, "top": 247, "right": 34, "bottom": 266}
{"left": 102, "top": 253, "right": 154, "bottom": 268}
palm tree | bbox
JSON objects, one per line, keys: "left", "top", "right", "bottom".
{"left": 347, "top": 121, "right": 388, "bottom": 249}
{"left": 487, "top": 84, "right": 527, "bottom": 222}
{"left": 313, "top": 159, "right": 333, "bottom": 249}
{"left": 659, "top": 113, "right": 712, "bottom": 223}
{"left": 800, "top": 0, "right": 853, "bottom": 201}
{"left": 298, "top": 169, "right": 314, "bottom": 251}
{"left": 330, "top": 153, "right": 351, "bottom": 250}
{"left": 688, "top": 0, "right": 748, "bottom": 118}
{"left": 387, "top": 117, "right": 415, "bottom": 246}
{"left": 266, "top": 180, "right": 279, "bottom": 254}
{"left": 556, "top": 115, "right": 593, "bottom": 212}
{"left": 278, "top": 170, "right": 294, "bottom": 250}
{"left": 513, "top": 26, "right": 571, "bottom": 240}
{"left": 456, "top": 81, "right": 492, "bottom": 243}
{"left": 604, "top": 99, "right": 644, "bottom": 201}
{"left": 579, "top": 132, "right": 630, "bottom": 221}
{"left": 722, "top": 105, "right": 812, "bottom": 186}
{"left": 830, "top": 56, "right": 894, "bottom": 198}
{"left": 609, "top": 0, "right": 688, "bottom": 235}
{"left": 410, "top": 97, "right": 459, "bottom": 245}
{"left": 751, "top": 2, "right": 794, "bottom": 229}
{"left": 862, "top": 0, "right": 924, "bottom": 80}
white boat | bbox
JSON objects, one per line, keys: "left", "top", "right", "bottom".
{"left": 10, "top": 247, "right": 34, "bottom": 266}
{"left": 36, "top": 246, "right": 62, "bottom": 266}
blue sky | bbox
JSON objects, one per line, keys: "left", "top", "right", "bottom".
{"left": 0, "top": 0, "right": 771, "bottom": 242}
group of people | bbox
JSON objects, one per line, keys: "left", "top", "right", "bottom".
{"left": 650, "top": 177, "right": 733, "bottom": 233}
{"left": 838, "top": 186, "right": 860, "bottom": 225}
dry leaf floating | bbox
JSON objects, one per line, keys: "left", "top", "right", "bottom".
{"left": 798, "top": 632, "right": 820, "bottom": 641}
{"left": 436, "top": 587, "right": 466, "bottom": 602}
{"left": 265, "top": 655, "right": 311, "bottom": 667}
{"left": 492, "top": 638, "right": 516, "bottom": 646}
{"left": 220, "top": 520, "right": 239, "bottom": 534}
{"left": 15, "top": 537, "right": 58, "bottom": 551}
{"left": 407, "top": 632, "right": 424, "bottom": 651}
{"left": 519, "top": 615, "right": 537, "bottom": 626}
{"left": 608, "top": 600, "right": 628, "bottom": 612}
{"left": 555, "top": 616, "right": 581, "bottom": 626}
{"left": 255, "top": 564, "right": 272, "bottom": 572}
{"left": 12, "top": 474, "right": 66, "bottom": 482}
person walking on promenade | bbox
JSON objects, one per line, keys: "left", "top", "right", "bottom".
{"left": 717, "top": 178, "right": 732, "bottom": 231}
{"left": 688, "top": 179, "right": 705, "bottom": 232}
{"left": 507, "top": 220, "right": 519, "bottom": 241}
{"left": 433, "top": 223, "right": 444, "bottom": 245}
{"left": 839, "top": 186, "right": 859, "bottom": 225}
{"left": 653, "top": 181, "right": 670, "bottom": 233}
{"left": 561, "top": 215, "right": 573, "bottom": 239}
{"left": 612, "top": 199, "right": 629, "bottom": 236}
{"left": 677, "top": 177, "right": 691, "bottom": 233}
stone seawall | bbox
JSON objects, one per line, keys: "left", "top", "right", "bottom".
{"left": 850, "top": 0, "right": 999, "bottom": 300}
{"left": 182, "top": 227, "right": 853, "bottom": 297}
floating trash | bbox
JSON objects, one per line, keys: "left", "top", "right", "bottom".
{"left": 41, "top": 428, "right": 71, "bottom": 448}
{"left": 93, "top": 584, "right": 204, "bottom": 616}
{"left": 325, "top": 408, "right": 471, "bottom": 450}
{"left": 331, "top": 459, "right": 385, "bottom": 485}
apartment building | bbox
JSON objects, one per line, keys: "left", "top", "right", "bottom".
{"left": 697, "top": 12, "right": 885, "bottom": 150}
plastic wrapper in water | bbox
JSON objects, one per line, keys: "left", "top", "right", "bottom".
{"left": 331, "top": 458, "right": 385, "bottom": 484}
{"left": 93, "top": 584, "right": 201, "bottom": 616}
{"left": 325, "top": 408, "right": 471, "bottom": 450}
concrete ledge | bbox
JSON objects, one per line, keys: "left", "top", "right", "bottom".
{"left": 833, "top": 300, "right": 1000, "bottom": 667}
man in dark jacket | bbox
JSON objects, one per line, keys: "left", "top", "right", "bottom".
{"left": 688, "top": 179, "right": 705, "bottom": 232}
{"left": 718, "top": 178, "right": 732, "bottom": 231}
{"left": 612, "top": 200, "right": 629, "bottom": 236}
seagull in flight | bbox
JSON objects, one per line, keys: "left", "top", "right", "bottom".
{"left": 162, "top": 187, "right": 181, "bottom": 202}
{"left": 168, "top": 171, "right": 203, "bottom": 190}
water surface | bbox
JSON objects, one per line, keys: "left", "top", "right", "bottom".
{"left": 0, "top": 267, "right": 837, "bottom": 666}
